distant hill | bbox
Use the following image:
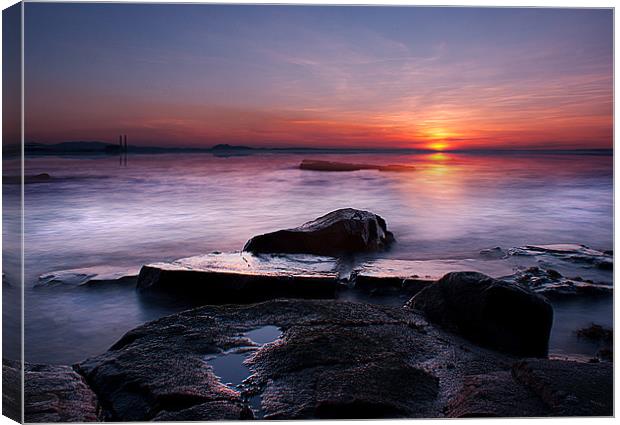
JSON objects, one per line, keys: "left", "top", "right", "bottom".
{"left": 25, "top": 141, "right": 121, "bottom": 154}
{"left": 211, "top": 144, "right": 255, "bottom": 151}
{"left": 22, "top": 141, "right": 613, "bottom": 157}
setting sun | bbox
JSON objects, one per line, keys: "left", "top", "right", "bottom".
{"left": 428, "top": 142, "right": 449, "bottom": 151}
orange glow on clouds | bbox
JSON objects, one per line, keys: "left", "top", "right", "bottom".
{"left": 23, "top": 5, "right": 612, "bottom": 150}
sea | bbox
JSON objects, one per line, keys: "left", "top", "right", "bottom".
{"left": 2, "top": 150, "right": 613, "bottom": 364}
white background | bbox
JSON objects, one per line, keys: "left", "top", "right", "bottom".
{"left": 0, "top": 1, "right": 617, "bottom": 424}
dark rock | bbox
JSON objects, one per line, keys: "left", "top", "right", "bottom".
{"left": 447, "top": 359, "right": 613, "bottom": 417}
{"left": 508, "top": 266, "right": 613, "bottom": 299}
{"left": 352, "top": 258, "right": 515, "bottom": 295}
{"left": 300, "top": 159, "right": 415, "bottom": 172}
{"left": 446, "top": 371, "right": 548, "bottom": 417}
{"left": 406, "top": 272, "right": 553, "bottom": 357}
{"left": 596, "top": 347, "right": 613, "bottom": 362}
{"left": 137, "top": 252, "right": 339, "bottom": 302}
{"left": 77, "top": 320, "right": 248, "bottom": 421}
{"left": 576, "top": 324, "right": 613, "bottom": 344}
{"left": 25, "top": 299, "right": 613, "bottom": 420}
{"left": 76, "top": 300, "right": 514, "bottom": 420}
{"left": 479, "top": 247, "right": 508, "bottom": 259}
{"left": 24, "top": 363, "right": 101, "bottom": 422}
{"left": 243, "top": 208, "right": 394, "bottom": 256}
{"left": 2, "top": 359, "right": 22, "bottom": 422}
{"left": 576, "top": 324, "right": 613, "bottom": 363}
{"left": 512, "top": 359, "right": 613, "bottom": 416}
{"left": 3, "top": 173, "right": 52, "bottom": 184}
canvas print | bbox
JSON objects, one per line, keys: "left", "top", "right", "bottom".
{"left": 2, "top": 2, "right": 614, "bottom": 422}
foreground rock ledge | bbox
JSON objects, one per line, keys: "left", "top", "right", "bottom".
{"left": 24, "top": 363, "right": 101, "bottom": 422}
{"left": 243, "top": 208, "right": 395, "bottom": 256}
{"left": 23, "top": 300, "right": 613, "bottom": 421}
{"left": 447, "top": 360, "right": 613, "bottom": 417}
{"left": 76, "top": 300, "right": 502, "bottom": 420}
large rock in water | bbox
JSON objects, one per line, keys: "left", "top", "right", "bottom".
{"left": 406, "top": 272, "right": 553, "bottom": 357}
{"left": 243, "top": 208, "right": 395, "bottom": 256}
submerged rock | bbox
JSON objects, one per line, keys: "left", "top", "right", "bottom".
{"left": 406, "top": 272, "right": 553, "bottom": 357}
{"left": 508, "top": 266, "right": 612, "bottom": 299}
{"left": 576, "top": 323, "right": 613, "bottom": 362}
{"left": 36, "top": 265, "right": 140, "bottom": 288}
{"left": 137, "top": 252, "right": 339, "bottom": 302}
{"left": 3, "top": 173, "right": 52, "bottom": 184}
{"left": 576, "top": 323, "right": 613, "bottom": 343}
{"left": 509, "top": 244, "right": 612, "bottom": 271}
{"left": 243, "top": 208, "right": 394, "bottom": 256}
{"left": 24, "top": 363, "right": 101, "bottom": 422}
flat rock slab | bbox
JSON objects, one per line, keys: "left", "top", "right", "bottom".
{"left": 137, "top": 252, "right": 340, "bottom": 302}
{"left": 25, "top": 363, "right": 101, "bottom": 422}
{"left": 77, "top": 300, "right": 515, "bottom": 421}
{"left": 353, "top": 258, "right": 517, "bottom": 294}
{"left": 37, "top": 265, "right": 140, "bottom": 288}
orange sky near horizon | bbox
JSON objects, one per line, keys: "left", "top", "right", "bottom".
{"left": 22, "top": 5, "right": 613, "bottom": 150}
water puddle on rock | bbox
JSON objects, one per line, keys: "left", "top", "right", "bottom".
{"left": 244, "top": 325, "right": 281, "bottom": 345}
{"left": 206, "top": 325, "right": 282, "bottom": 418}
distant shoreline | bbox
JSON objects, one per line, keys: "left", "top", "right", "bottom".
{"left": 2, "top": 141, "right": 613, "bottom": 157}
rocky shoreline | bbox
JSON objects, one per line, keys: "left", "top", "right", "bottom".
{"left": 13, "top": 209, "right": 614, "bottom": 421}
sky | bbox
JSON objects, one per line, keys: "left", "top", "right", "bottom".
{"left": 23, "top": 4, "right": 613, "bottom": 150}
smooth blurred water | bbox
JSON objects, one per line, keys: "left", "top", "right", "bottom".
{"left": 18, "top": 151, "right": 612, "bottom": 363}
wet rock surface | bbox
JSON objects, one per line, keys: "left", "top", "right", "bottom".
{"left": 24, "top": 363, "right": 101, "bottom": 422}
{"left": 22, "top": 298, "right": 614, "bottom": 420}
{"left": 243, "top": 208, "right": 395, "bottom": 256}
{"left": 510, "top": 244, "right": 613, "bottom": 270}
{"left": 137, "top": 252, "right": 339, "bottom": 302}
{"left": 2, "top": 359, "right": 22, "bottom": 422}
{"left": 406, "top": 272, "right": 553, "bottom": 357}
{"left": 512, "top": 359, "right": 613, "bottom": 416}
{"left": 446, "top": 371, "right": 549, "bottom": 417}
{"left": 507, "top": 266, "right": 612, "bottom": 299}
{"left": 75, "top": 300, "right": 516, "bottom": 420}
{"left": 352, "top": 258, "right": 516, "bottom": 296}
{"left": 447, "top": 359, "right": 613, "bottom": 417}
